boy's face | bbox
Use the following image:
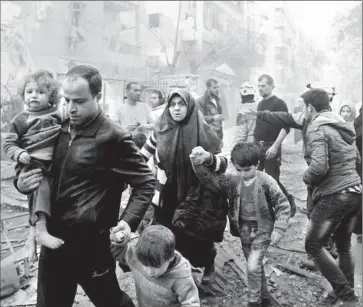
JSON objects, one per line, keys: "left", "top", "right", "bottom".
{"left": 234, "top": 164, "right": 257, "bottom": 181}
{"left": 24, "top": 82, "right": 51, "bottom": 111}
{"left": 142, "top": 258, "right": 173, "bottom": 278}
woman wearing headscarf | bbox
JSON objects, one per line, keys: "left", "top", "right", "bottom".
{"left": 140, "top": 89, "right": 228, "bottom": 283}
{"left": 339, "top": 100, "right": 357, "bottom": 125}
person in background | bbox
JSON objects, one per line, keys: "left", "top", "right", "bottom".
{"left": 133, "top": 131, "right": 155, "bottom": 235}
{"left": 149, "top": 89, "right": 166, "bottom": 121}
{"left": 234, "top": 82, "right": 259, "bottom": 145}
{"left": 196, "top": 79, "right": 224, "bottom": 144}
{"left": 354, "top": 106, "right": 362, "bottom": 243}
{"left": 113, "top": 82, "right": 155, "bottom": 138}
{"left": 111, "top": 225, "right": 200, "bottom": 307}
{"left": 254, "top": 74, "right": 296, "bottom": 217}
{"left": 190, "top": 143, "right": 290, "bottom": 307}
{"left": 339, "top": 101, "right": 357, "bottom": 125}
{"left": 185, "top": 77, "right": 200, "bottom": 100}
{"left": 302, "top": 88, "right": 361, "bottom": 307}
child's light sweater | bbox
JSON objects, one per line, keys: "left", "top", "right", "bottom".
{"left": 112, "top": 242, "right": 200, "bottom": 307}
{"left": 3, "top": 106, "right": 67, "bottom": 162}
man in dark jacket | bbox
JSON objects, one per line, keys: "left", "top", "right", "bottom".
{"left": 15, "top": 65, "right": 156, "bottom": 307}
{"left": 354, "top": 106, "right": 362, "bottom": 240}
{"left": 196, "top": 79, "right": 224, "bottom": 143}
{"left": 254, "top": 74, "right": 296, "bottom": 217}
{"left": 302, "top": 89, "right": 361, "bottom": 306}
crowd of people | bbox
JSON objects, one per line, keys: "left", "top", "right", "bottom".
{"left": 2, "top": 65, "right": 362, "bottom": 307}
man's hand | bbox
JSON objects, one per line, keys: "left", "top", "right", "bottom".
{"left": 190, "top": 146, "right": 210, "bottom": 165}
{"left": 17, "top": 168, "right": 43, "bottom": 193}
{"left": 242, "top": 108, "right": 258, "bottom": 120}
{"left": 266, "top": 144, "right": 279, "bottom": 160}
{"left": 213, "top": 114, "right": 224, "bottom": 122}
{"left": 110, "top": 220, "right": 131, "bottom": 246}
{"left": 270, "top": 231, "right": 283, "bottom": 246}
{"left": 18, "top": 152, "right": 31, "bottom": 164}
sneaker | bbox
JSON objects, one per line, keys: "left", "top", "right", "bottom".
{"left": 202, "top": 264, "right": 215, "bottom": 284}
{"left": 322, "top": 291, "right": 339, "bottom": 305}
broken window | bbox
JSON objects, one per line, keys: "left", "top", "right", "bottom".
{"left": 275, "top": 47, "right": 287, "bottom": 62}
{"left": 109, "top": 36, "right": 117, "bottom": 52}
{"left": 71, "top": 1, "right": 85, "bottom": 28}
{"left": 149, "top": 13, "right": 160, "bottom": 28}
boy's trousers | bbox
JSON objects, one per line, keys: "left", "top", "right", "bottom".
{"left": 240, "top": 220, "right": 270, "bottom": 304}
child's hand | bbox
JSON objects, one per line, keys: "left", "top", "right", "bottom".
{"left": 18, "top": 152, "right": 31, "bottom": 164}
{"left": 110, "top": 220, "right": 131, "bottom": 246}
{"left": 270, "top": 231, "right": 283, "bottom": 246}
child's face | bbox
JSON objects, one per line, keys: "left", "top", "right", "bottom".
{"left": 142, "top": 257, "right": 173, "bottom": 278}
{"left": 340, "top": 106, "right": 352, "bottom": 121}
{"left": 24, "top": 82, "right": 51, "bottom": 111}
{"left": 234, "top": 164, "right": 257, "bottom": 181}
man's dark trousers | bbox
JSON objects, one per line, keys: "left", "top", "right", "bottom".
{"left": 37, "top": 225, "right": 134, "bottom": 307}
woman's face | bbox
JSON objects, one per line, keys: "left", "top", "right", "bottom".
{"left": 340, "top": 106, "right": 352, "bottom": 121}
{"left": 169, "top": 95, "right": 188, "bottom": 122}
{"left": 150, "top": 93, "right": 161, "bottom": 108}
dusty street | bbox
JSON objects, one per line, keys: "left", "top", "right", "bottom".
{"left": 1, "top": 130, "right": 362, "bottom": 307}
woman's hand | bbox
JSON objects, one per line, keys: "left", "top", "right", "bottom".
{"left": 190, "top": 146, "right": 211, "bottom": 165}
{"left": 17, "top": 168, "right": 43, "bottom": 193}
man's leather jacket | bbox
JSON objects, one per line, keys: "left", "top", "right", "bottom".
{"left": 48, "top": 111, "right": 155, "bottom": 235}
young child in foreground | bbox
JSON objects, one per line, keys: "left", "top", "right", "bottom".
{"left": 3, "top": 70, "right": 67, "bottom": 260}
{"left": 110, "top": 224, "right": 200, "bottom": 307}
{"left": 190, "top": 143, "right": 290, "bottom": 307}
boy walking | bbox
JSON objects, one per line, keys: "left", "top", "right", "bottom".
{"left": 111, "top": 225, "right": 200, "bottom": 307}
{"left": 189, "top": 143, "right": 290, "bottom": 307}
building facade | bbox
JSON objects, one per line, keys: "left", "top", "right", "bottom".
{"left": 2, "top": 1, "right": 147, "bottom": 81}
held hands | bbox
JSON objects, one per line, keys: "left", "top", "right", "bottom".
{"left": 110, "top": 220, "right": 131, "bottom": 246}
{"left": 189, "top": 146, "right": 210, "bottom": 165}
{"left": 18, "top": 152, "right": 31, "bottom": 164}
{"left": 266, "top": 144, "right": 278, "bottom": 160}
{"left": 270, "top": 230, "right": 283, "bottom": 246}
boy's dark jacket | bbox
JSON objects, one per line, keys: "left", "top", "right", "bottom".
{"left": 191, "top": 156, "right": 290, "bottom": 239}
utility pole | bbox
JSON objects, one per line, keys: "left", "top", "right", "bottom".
{"left": 171, "top": 0, "right": 182, "bottom": 74}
